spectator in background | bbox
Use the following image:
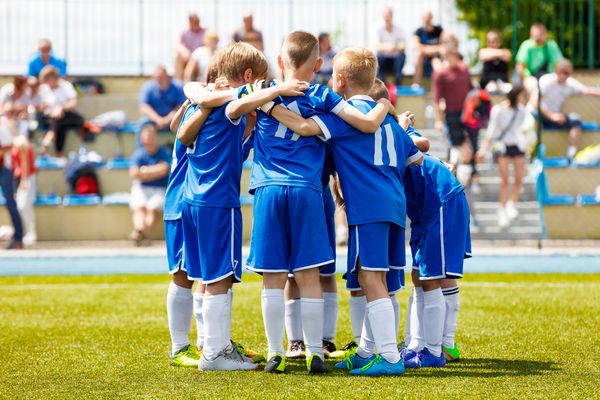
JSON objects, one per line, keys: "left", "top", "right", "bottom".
{"left": 0, "top": 106, "right": 23, "bottom": 249}
{"left": 27, "top": 39, "right": 67, "bottom": 79}
{"left": 375, "top": 7, "right": 406, "bottom": 86}
{"left": 515, "top": 23, "right": 562, "bottom": 94}
{"left": 479, "top": 30, "right": 512, "bottom": 94}
{"left": 174, "top": 13, "right": 206, "bottom": 81}
{"left": 232, "top": 12, "right": 263, "bottom": 50}
{"left": 537, "top": 59, "right": 600, "bottom": 160}
{"left": 137, "top": 65, "right": 185, "bottom": 147}
{"left": 129, "top": 124, "right": 171, "bottom": 246}
{"left": 38, "top": 66, "right": 84, "bottom": 157}
{"left": 314, "top": 33, "right": 336, "bottom": 85}
{"left": 184, "top": 30, "right": 219, "bottom": 83}
{"left": 412, "top": 10, "right": 444, "bottom": 87}
{"left": 12, "top": 133, "right": 36, "bottom": 245}
{"left": 0, "top": 76, "right": 37, "bottom": 135}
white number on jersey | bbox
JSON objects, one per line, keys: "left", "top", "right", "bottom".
{"left": 274, "top": 101, "right": 300, "bottom": 141}
{"left": 374, "top": 123, "right": 397, "bottom": 167}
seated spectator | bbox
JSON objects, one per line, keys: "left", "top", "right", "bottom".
{"left": 479, "top": 30, "right": 512, "bottom": 94}
{"left": 0, "top": 106, "right": 24, "bottom": 249}
{"left": 137, "top": 65, "right": 186, "bottom": 147}
{"left": 537, "top": 59, "right": 600, "bottom": 160}
{"left": 375, "top": 7, "right": 406, "bottom": 86}
{"left": 0, "top": 76, "right": 38, "bottom": 134}
{"left": 412, "top": 10, "right": 443, "bottom": 87}
{"left": 232, "top": 12, "right": 263, "bottom": 50}
{"left": 515, "top": 23, "right": 562, "bottom": 94}
{"left": 184, "top": 30, "right": 219, "bottom": 83}
{"left": 174, "top": 13, "right": 206, "bottom": 81}
{"left": 38, "top": 66, "right": 84, "bottom": 157}
{"left": 314, "top": 33, "right": 336, "bottom": 85}
{"left": 27, "top": 39, "right": 67, "bottom": 79}
{"left": 128, "top": 124, "right": 171, "bottom": 246}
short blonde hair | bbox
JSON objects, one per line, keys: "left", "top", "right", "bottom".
{"left": 218, "top": 42, "right": 268, "bottom": 82}
{"left": 282, "top": 31, "right": 319, "bottom": 70}
{"left": 205, "top": 52, "right": 221, "bottom": 84}
{"left": 333, "top": 47, "right": 377, "bottom": 90}
{"left": 39, "top": 65, "right": 59, "bottom": 82}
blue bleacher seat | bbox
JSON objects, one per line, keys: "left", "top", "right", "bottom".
{"left": 542, "top": 157, "right": 570, "bottom": 168}
{"left": 35, "top": 194, "right": 62, "bottom": 206}
{"left": 242, "top": 160, "right": 253, "bottom": 169}
{"left": 542, "top": 194, "right": 575, "bottom": 206}
{"left": 36, "top": 156, "right": 67, "bottom": 170}
{"left": 240, "top": 195, "right": 253, "bottom": 206}
{"left": 581, "top": 121, "right": 600, "bottom": 131}
{"left": 63, "top": 194, "right": 101, "bottom": 206}
{"left": 102, "top": 192, "right": 130, "bottom": 205}
{"left": 578, "top": 194, "right": 600, "bottom": 206}
{"left": 396, "top": 85, "right": 426, "bottom": 96}
{"left": 106, "top": 157, "right": 131, "bottom": 169}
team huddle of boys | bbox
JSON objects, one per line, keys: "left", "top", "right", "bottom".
{"left": 164, "top": 31, "right": 471, "bottom": 377}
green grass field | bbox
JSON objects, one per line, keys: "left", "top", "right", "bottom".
{"left": 1, "top": 273, "right": 599, "bottom": 399}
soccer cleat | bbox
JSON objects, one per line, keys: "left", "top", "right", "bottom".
{"left": 404, "top": 347, "right": 447, "bottom": 369}
{"left": 399, "top": 346, "right": 418, "bottom": 361}
{"left": 442, "top": 343, "right": 460, "bottom": 362}
{"left": 329, "top": 341, "right": 357, "bottom": 359}
{"left": 285, "top": 340, "right": 306, "bottom": 359}
{"left": 264, "top": 354, "right": 286, "bottom": 373}
{"left": 349, "top": 355, "right": 405, "bottom": 376}
{"left": 322, "top": 340, "right": 337, "bottom": 358}
{"left": 306, "top": 354, "right": 329, "bottom": 374}
{"left": 198, "top": 345, "right": 257, "bottom": 371}
{"left": 231, "top": 340, "right": 265, "bottom": 363}
{"left": 334, "top": 352, "right": 376, "bottom": 370}
{"left": 170, "top": 344, "right": 200, "bottom": 367}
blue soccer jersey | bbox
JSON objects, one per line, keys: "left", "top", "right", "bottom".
{"left": 249, "top": 83, "right": 347, "bottom": 193}
{"left": 312, "top": 95, "right": 422, "bottom": 227}
{"left": 164, "top": 103, "right": 198, "bottom": 220}
{"left": 182, "top": 101, "right": 246, "bottom": 208}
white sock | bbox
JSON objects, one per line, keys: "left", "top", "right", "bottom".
{"left": 390, "top": 294, "right": 400, "bottom": 340}
{"left": 323, "top": 292, "right": 338, "bottom": 341}
{"left": 442, "top": 286, "right": 460, "bottom": 348}
{"left": 367, "top": 298, "right": 400, "bottom": 363}
{"left": 356, "top": 308, "right": 376, "bottom": 358}
{"left": 192, "top": 292, "right": 204, "bottom": 350}
{"left": 202, "top": 293, "right": 228, "bottom": 359}
{"left": 423, "top": 288, "right": 445, "bottom": 357}
{"left": 166, "top": 282, "right": 192, "bottom": 356}
{"left": 262, "top": 289, "right": 285, "bottom": 357}
{"left": 408, "top": 287, "right": 425, "bottom": 351}
{"left": 405, "top": 292, "right": 413, "bottom": 346}
{"left": 223, "top": 289, "right": 233, "bottom": 348}
{"left": 300, "top": 298, "right": 324, "bottom": 358}
{"left": 349, "top": 295, "right": 367, "bottom": 343}
{"left": 284, "top": 299, "right": 303, "bottom": 341}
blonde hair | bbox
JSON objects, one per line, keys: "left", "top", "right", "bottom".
{"left": 218, "top": 42, "right": 268, "bottom": 82}
{"left": 282, "top": 31, "right": 319, "bottom": 70}
{"left": 368, "top": 79, "right": 390, "bottom": 101}
{"left": 205, "top": 52, "right": 221, "bottom": 84}
{"left": 39, "top": 65, "right": 59, "bottom": 82}
{"left": 333, "top": 47, "right": 377, "bottom": 90}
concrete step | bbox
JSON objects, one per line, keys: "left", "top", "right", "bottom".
{"left": 473, "top": 201, "right": 540, "bottom": 214}
{"left": 474, "top": 212, "right": 540, "bottom": 228}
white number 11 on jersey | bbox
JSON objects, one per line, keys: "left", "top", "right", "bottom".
{"left": 374, "top": 123, "right": 397, "bottom": 167}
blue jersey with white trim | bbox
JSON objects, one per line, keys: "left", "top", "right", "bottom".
{"left": 312, "top": 95, "right": 421, "bottom": 227}
{"left": 249, "top": 83, "right": 346, "bottom": 193}
{"left": 164, "top": 103, "right": 197, "bottom": 220}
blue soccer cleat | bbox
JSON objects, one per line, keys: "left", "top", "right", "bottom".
{"left": 399, "top": 346, "right": 417, "bottom": 361}
{"left": 349, "top": 355, "right": 405, "bottom": 377}
{"left": 404, "top": 347, "right": 446, "bottom": 369}
{"left": 334, "top": 352, "right": 375, "bottom": 370}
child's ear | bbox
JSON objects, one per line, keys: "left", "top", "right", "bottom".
{"left": 277, "top": 55, "right": 285, "bottom": 72}
{"left": 243, "top": 68, "right": 253, "bottom": 83}
{"left": 313, "top": 57, "right": 324, "bottom": 73}
{"left": 336, "top": 73, "right": 346, "bottom": 88}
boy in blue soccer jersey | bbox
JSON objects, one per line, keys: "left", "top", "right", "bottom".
{"left": 176, "top": 42, "right": 308, "bottom": 371}
{"left": 267, "top": 48, "right": 423, "bottom": 376}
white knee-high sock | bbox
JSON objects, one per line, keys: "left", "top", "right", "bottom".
{"left": 408, "top": 287, "right": 425, "bottom": 351}
{"left": 356, "top": 308, "right": 375, "bottom": 358}
{"left": 405, "top": 292, "right": 413, "bottom": 346}
{"left": 223, "top": 289, "right": 232, "bottom": 348}
{"left": 323, "top": 292, "right": 338, "bottom": 341}
{"left": 202, "top": 293, "right": 228, "bottom": 359}
{"left": 300, "top": 298, "right": 324, "bottom": 358}
{"left": 349, "top": 295, "right": 367, "bottom": 344}
{"left": 423, "top": 288, "right": 445, "bottom": 357}
{"left": 366, "top": 298, "right": 400, "bottom": 363}
{"left": 284, "top": 299, "right": 303, "bottom": 341}
{"left": 442, "top": 286, "right": 460, "bottom": 348}
{"left": 262, "top": 289, "right": 285, "bottom": 357}
{"left": 166, "top": 282, "right": 193, "bottom": 355}
{"left": 390, "top": 294, "right": 400, "bottom": 340}
{"left": 192, "top": 292, "right": 204, "bottom": 350}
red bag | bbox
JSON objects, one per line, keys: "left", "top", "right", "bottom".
{"left": 75, "top": 175, "right": 99, "bottom": 195}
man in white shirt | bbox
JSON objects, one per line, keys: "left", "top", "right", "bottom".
{"left": 539, "top": 59, "right": 600, "bottom": 159}
{"left": 375, "top": 7, "right": 406, "bottom": 86}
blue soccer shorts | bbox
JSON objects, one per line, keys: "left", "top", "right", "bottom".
{"left": 246, "top": 185, "right": 334, "bottom": 274}
{"left": 164, "top": 219, "right": 186, "bottom": 274}
{"left": 181, "top": 202, "right": 242, "bottom": 284}
{"left": 412, "top": 193, "right": 472, "bottom": 280}
{"left": 320, "top": 185, "right": 337, "bottom": 276}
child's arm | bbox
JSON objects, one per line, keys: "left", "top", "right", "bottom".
{"left": 169, "top": 99, "right": 191, "bottom": 133}
{"left": 184, "top": 81, "right": 237, "bottom": 108}
{"left": 177, "top": 107, "right": 213, "bottom": 146}
{"left": 336, "top": 98, "right": 397, "bottom": 133}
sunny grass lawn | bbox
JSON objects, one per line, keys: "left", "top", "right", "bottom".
{"left": 1, "top": 273, "right": 599, "bottom": 399}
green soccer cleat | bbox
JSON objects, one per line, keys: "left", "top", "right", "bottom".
{"left": 264, "top": 354, "right": 286, "bottom": 373}
{"left": 231, "top": 340, "right": 265, "bottom": 363}
{"left": 170, "top": 344, "right": 201, "bottom": 367}
{"left": 329, "top": 341, "right": 357, "bottom": 359}
{"left": 442, "top": 343, "right": 460, "bottom": 362}
{"left": 306, "top": 354, "right": 329, "bottom": 374}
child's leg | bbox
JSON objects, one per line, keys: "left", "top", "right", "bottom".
{"left": 284, "top": 277, "right": 303, "bottom": 343}
{"left": 441, "top": 278, "right": 459, "bottom": 349}
{"left": 321, "top": 274, "right": 338, "bottom": 344}
{"left": 193, "top": 281, "right": 206, "bottom": 350}
{"left": 203, "top": 277, "right": 233, "bottom": 359}
{"left": 390, "top": 293, "right": 400, "bottom": 340}
{"left": 421, "top": 278, "right": 445, "bottom": 357}
{"left": 294, "top": 267, "right": 324, "bottom": 359}
{"left": 262, "top": 272, "right": 289, "bottom": 358}
{"left": 408, "top": 269, "right": 425, "bottom": 351}
{"left": 349, "top": 290, "right": 367, "bottom": 344}
{"left": 167, "top": 270, "right": 194, "bottom": 356}
{"left": 404, "top": 290, "right": 413, "bottom": 346}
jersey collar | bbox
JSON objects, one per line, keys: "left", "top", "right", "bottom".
{"left": 348, "top": 94, "right": 374, "bottom": 102}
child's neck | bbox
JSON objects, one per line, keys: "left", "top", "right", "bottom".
{"left": 342, "top": 85, "right": 369, "bottom": 100}
{"left": 284, "top": 68, "right": 313, "bottom": 83}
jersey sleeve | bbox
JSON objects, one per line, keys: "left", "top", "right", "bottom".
{"left": 321, "top": 86, "right": 347, "bottom": 114}
{"left": 401, "top": 127, "right": 423, "bottom": 166}
{"left": 130, "top": 149, "right": 144, "bottom": 167}
{"left": 311, "top": 112, "right": 352, "bottom": 141}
